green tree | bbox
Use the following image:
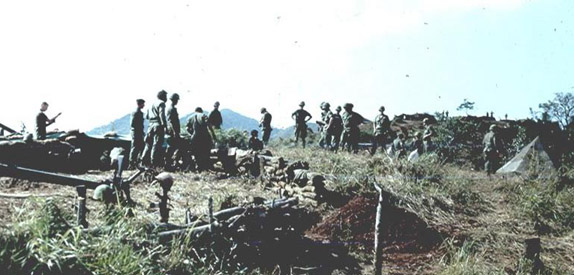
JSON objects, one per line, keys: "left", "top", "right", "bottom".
{"left": 538, "top": 92, "right": 574, "bottom": 128}
{"left": 456, "top": 99, "right": 475, "bottom": 115}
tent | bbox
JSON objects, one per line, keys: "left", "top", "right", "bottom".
{"left": 496, "top": 136, "right": 556, "bottom": 177}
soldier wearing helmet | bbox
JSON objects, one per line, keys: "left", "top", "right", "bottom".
{"left": 341, "top": 103, "right": 365, "bottom": 153}
{"left": 208, "top": 101, "right": 223, "bottom": 130}
{"left": 142, "top": 90, "right": 168, "bottom": 167}
{"left": 165, "top": 93, "right": 181, "bottom": 169}
{"left": 259, "top": 107, "right": 273, "bottom": 145}
{"left": 326, "top": 106, "right": 344, "bottom": 151}
{"left": 483, "top": 124, "right": 504, "bottom": 175}
{"left": 248, "top": 129, "right": 264, "bottom": 151}
{"left": 318, "top": 102, "right": 333, "bottom": 149}
{"left": 422, "top": 117, "right": 436, "bottom": 152}
{"left": 371, "top": 106, "right": 391, "bottom": 155}
{"left": 291, "top": 101, "right": 312, "bottom": 148}
{"left": 129, "top": 99, "right": 145, "bottom": 168}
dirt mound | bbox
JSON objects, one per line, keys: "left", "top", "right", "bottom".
{"left": 307, "top": 195, "right": 442, "bottom": 253}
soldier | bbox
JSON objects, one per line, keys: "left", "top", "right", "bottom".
{"left": 291, "top": 101, "right": 312, "bottom": 148}
{"left": 142, "top": 90, "right": 168, "bottom": 167}
{"left": 35, "top": 102, "right": 60, "bottom": 140}
{"left": 187, "top": 107, "right": 215, "bottom": 172}
{"left": 341, "top": 103, "right": 365, "bottom": 153}
{"left": 326, "top": 106, "right": 343, "bottom": 151}
{"left": 165, "top": 93, "right": 181, "bottom": 168}
{"left": 371, "top": 106, "right": 391, "bottom": 155}
{"left": 208, "top": 101, "right": 223, "bottom": 129}
{"left": 248, "top": 130, "right": 264, "bottom": 151}
{"left": 129, "top": 99, "right": 145, "bottom": 168}
{"left": 318, "top": 102, "right": 333, "bottom": 149}
{"left": 483, "top": 124, "right": 504, "bottom": 175}
{"left": 259, "top": 107, "right": 272, "bottom": 145}
{"left": 391, "top": 132, "right": 407, "bottom": 158}
{"left": 422, "top": 118, "right": 435, "bottom": 152}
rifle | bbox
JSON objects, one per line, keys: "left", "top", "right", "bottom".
{"left": 51, "top": 112, "right": 62, "bottom": 122}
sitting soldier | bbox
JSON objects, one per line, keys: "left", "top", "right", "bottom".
{"left": 248, "top": 130, "right": 264, "bottom": 151}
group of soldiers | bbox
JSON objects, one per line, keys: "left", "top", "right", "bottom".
{"left": 291, "top": 101, "right": 436, "bottom": 157}
{"left": 129, "top": 90, "right": 220, "bottom": 171}
{"left": 33, "top": 93, "right": 504, "bottom": 174}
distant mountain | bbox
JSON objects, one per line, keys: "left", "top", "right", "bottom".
{"left": 87, "top": 114, "right": 143, "bottom": 136}
{"left": 87, "top": 108, "right": 294, "bottom": 139}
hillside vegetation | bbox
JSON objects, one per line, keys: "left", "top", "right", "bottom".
{"left": 1, "top": 116, "right": 574, "bottom": 274}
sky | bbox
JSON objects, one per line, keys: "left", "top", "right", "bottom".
{"left": 1, "top": 0, "right": 573, "bottom": 132}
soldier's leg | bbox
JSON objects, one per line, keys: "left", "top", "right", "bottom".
{"left": 141, "top": 130, "right": 154, "bottom": 166}
{"left": 371, "top": 135, "right": 379, "bottom": 155}
{"left": 325, "top": 132, "right": 332, "bottom": 148}
{"left": 151, "top": 126, "right": 165, "bottom": 167}
{"left": 262, "top": 129, "right": 271, "bottom": 145}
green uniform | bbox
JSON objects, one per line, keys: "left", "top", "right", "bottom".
{"left": 483, "top": 131, "right": 503, "bottom": 175}
{"left": 187, "top": 112, "right": 213, "bottom": 171}
{"left": 142, "top": 100, "right": 167, "bottom": 166}
{"left": 341, "top": 111, "right": 364, "bottom": 153}
{"left": 319, "top": 110, "right": 333, "bottom": 148}
{"left": 248, "top": 137, "right": 264, "bottom": 151}
{"left": 208, "top": 109, "right": 222, "bottom": 129}
{"left": 326, "top": 112, "right": 343, "bottom": 150}
{"left": 292, "top": 109, "right": 311, "bottom": 147}
{"left": 165, "top": 104, "right": 181, "bottom": 165}
{"left": 259, "top": 111, "right": 272, "bottom": 144}
{"left": 423, "top": 125, "right": 435, "bottom": 152}
{"left": 129, "top": 107, "right": 144, "bottom": 166}
{"left": 392, "top": 137, "right": 407, "bottom": 158}
{"left": 371, "top": 113, "right": 391, "bottom": 154}
{"left": 35, "top": 111, "right": 54, "bottom": 140}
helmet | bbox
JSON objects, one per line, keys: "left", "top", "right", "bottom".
{"left": 343, "top": 103, "right": 353, "bottom": 110}
{"left": 93, "top": 184, "right": 115, "bottom": 203}
{"left": 489, "top": 124, "right": 497, "bottom": 131}
{"left": 335, "top": 106, "right": 342, "bottom": 112}
{"left": 251, "top": 129, "right": 259, "bottom": 136}
{"left": 157, "top": 90, "right": 168, "bottom": 100}
{"left": 214, "top": 101, "right": 220, "bottom": 107}
{"left": 379, "top": 106, "right": 385, "bottom": 112}
{"left": 323, "top": 102, "right": 330, "bottom": 109}
{"left": 136, "top": 99, "right": 145, "bottom": 105}
{"left": 299, "top": 101, "right": 305, "bottom": 107}
{"left": 170, "top": 93, "right": 180, "bottom": 101}
{"left": 155, "top": 172, "right": 174, "bottom": 191}
{"left": 261, "top": 107, "right": 266, "bottom": 113}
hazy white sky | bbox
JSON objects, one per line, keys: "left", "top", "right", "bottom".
{"left": 1, "top": 0, "right": 572, "bottom": 132}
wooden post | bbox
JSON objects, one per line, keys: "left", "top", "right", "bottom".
{"left": 76, "top": 185, "right": 88, "bottom": 228}
{"left": 208, "top": 197, "right": 214, "bottom": 233}
{"left": 525, "top": 237, "right": 543, "bottom": 273}
{"left": 373, "top": 181, "right": 384, "bottom": 275}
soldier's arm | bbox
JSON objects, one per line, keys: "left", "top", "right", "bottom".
{"left": 305, "top": 111, "right": 312, "bottom": 122}
{"left": 159, "top": 103, "right": 167, "bottom": 129}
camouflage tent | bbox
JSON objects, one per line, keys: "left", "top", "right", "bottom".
{"left": 496, "top": 136, "right": 556, "bottom": 177}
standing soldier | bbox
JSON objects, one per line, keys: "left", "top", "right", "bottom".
{"left": 326, "top": 106, "right": 343, "bottom": 151}
{"left": 371, "top": 106, "right": 391, "bottom": 155}
{"left": 187, "top": 107, "right": 215, "bottom": 172}
{"left": 208, "top": 101, "right": 223, "bottom": 129}
{"left": 483, "top": 124, "right": 504, "bottom": 175}
{"left": 35, "top": 102, "right": 60, "bottom": 140}
{"left": 291, "top": 101, "right": 312, "bottom": 148}
{"left": 129, "top": 99, "right": 145, "bottom": 168}
{"left": 259, "top": 107, "right": 272, "bottom": 145}
{"left": 165, "top": 93, "right": 181, "bottom": 168}
{"left": 142, "top": 90, "right": 168, "bottom": 167}
{"left": 422, "top": 118, "right": 435, "bottom": 152}
{"left": 318, "top": 102, "right": 333, "bottom": 148}
{"left": 341, "top": 103, "right": 365, "bottom": 153}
